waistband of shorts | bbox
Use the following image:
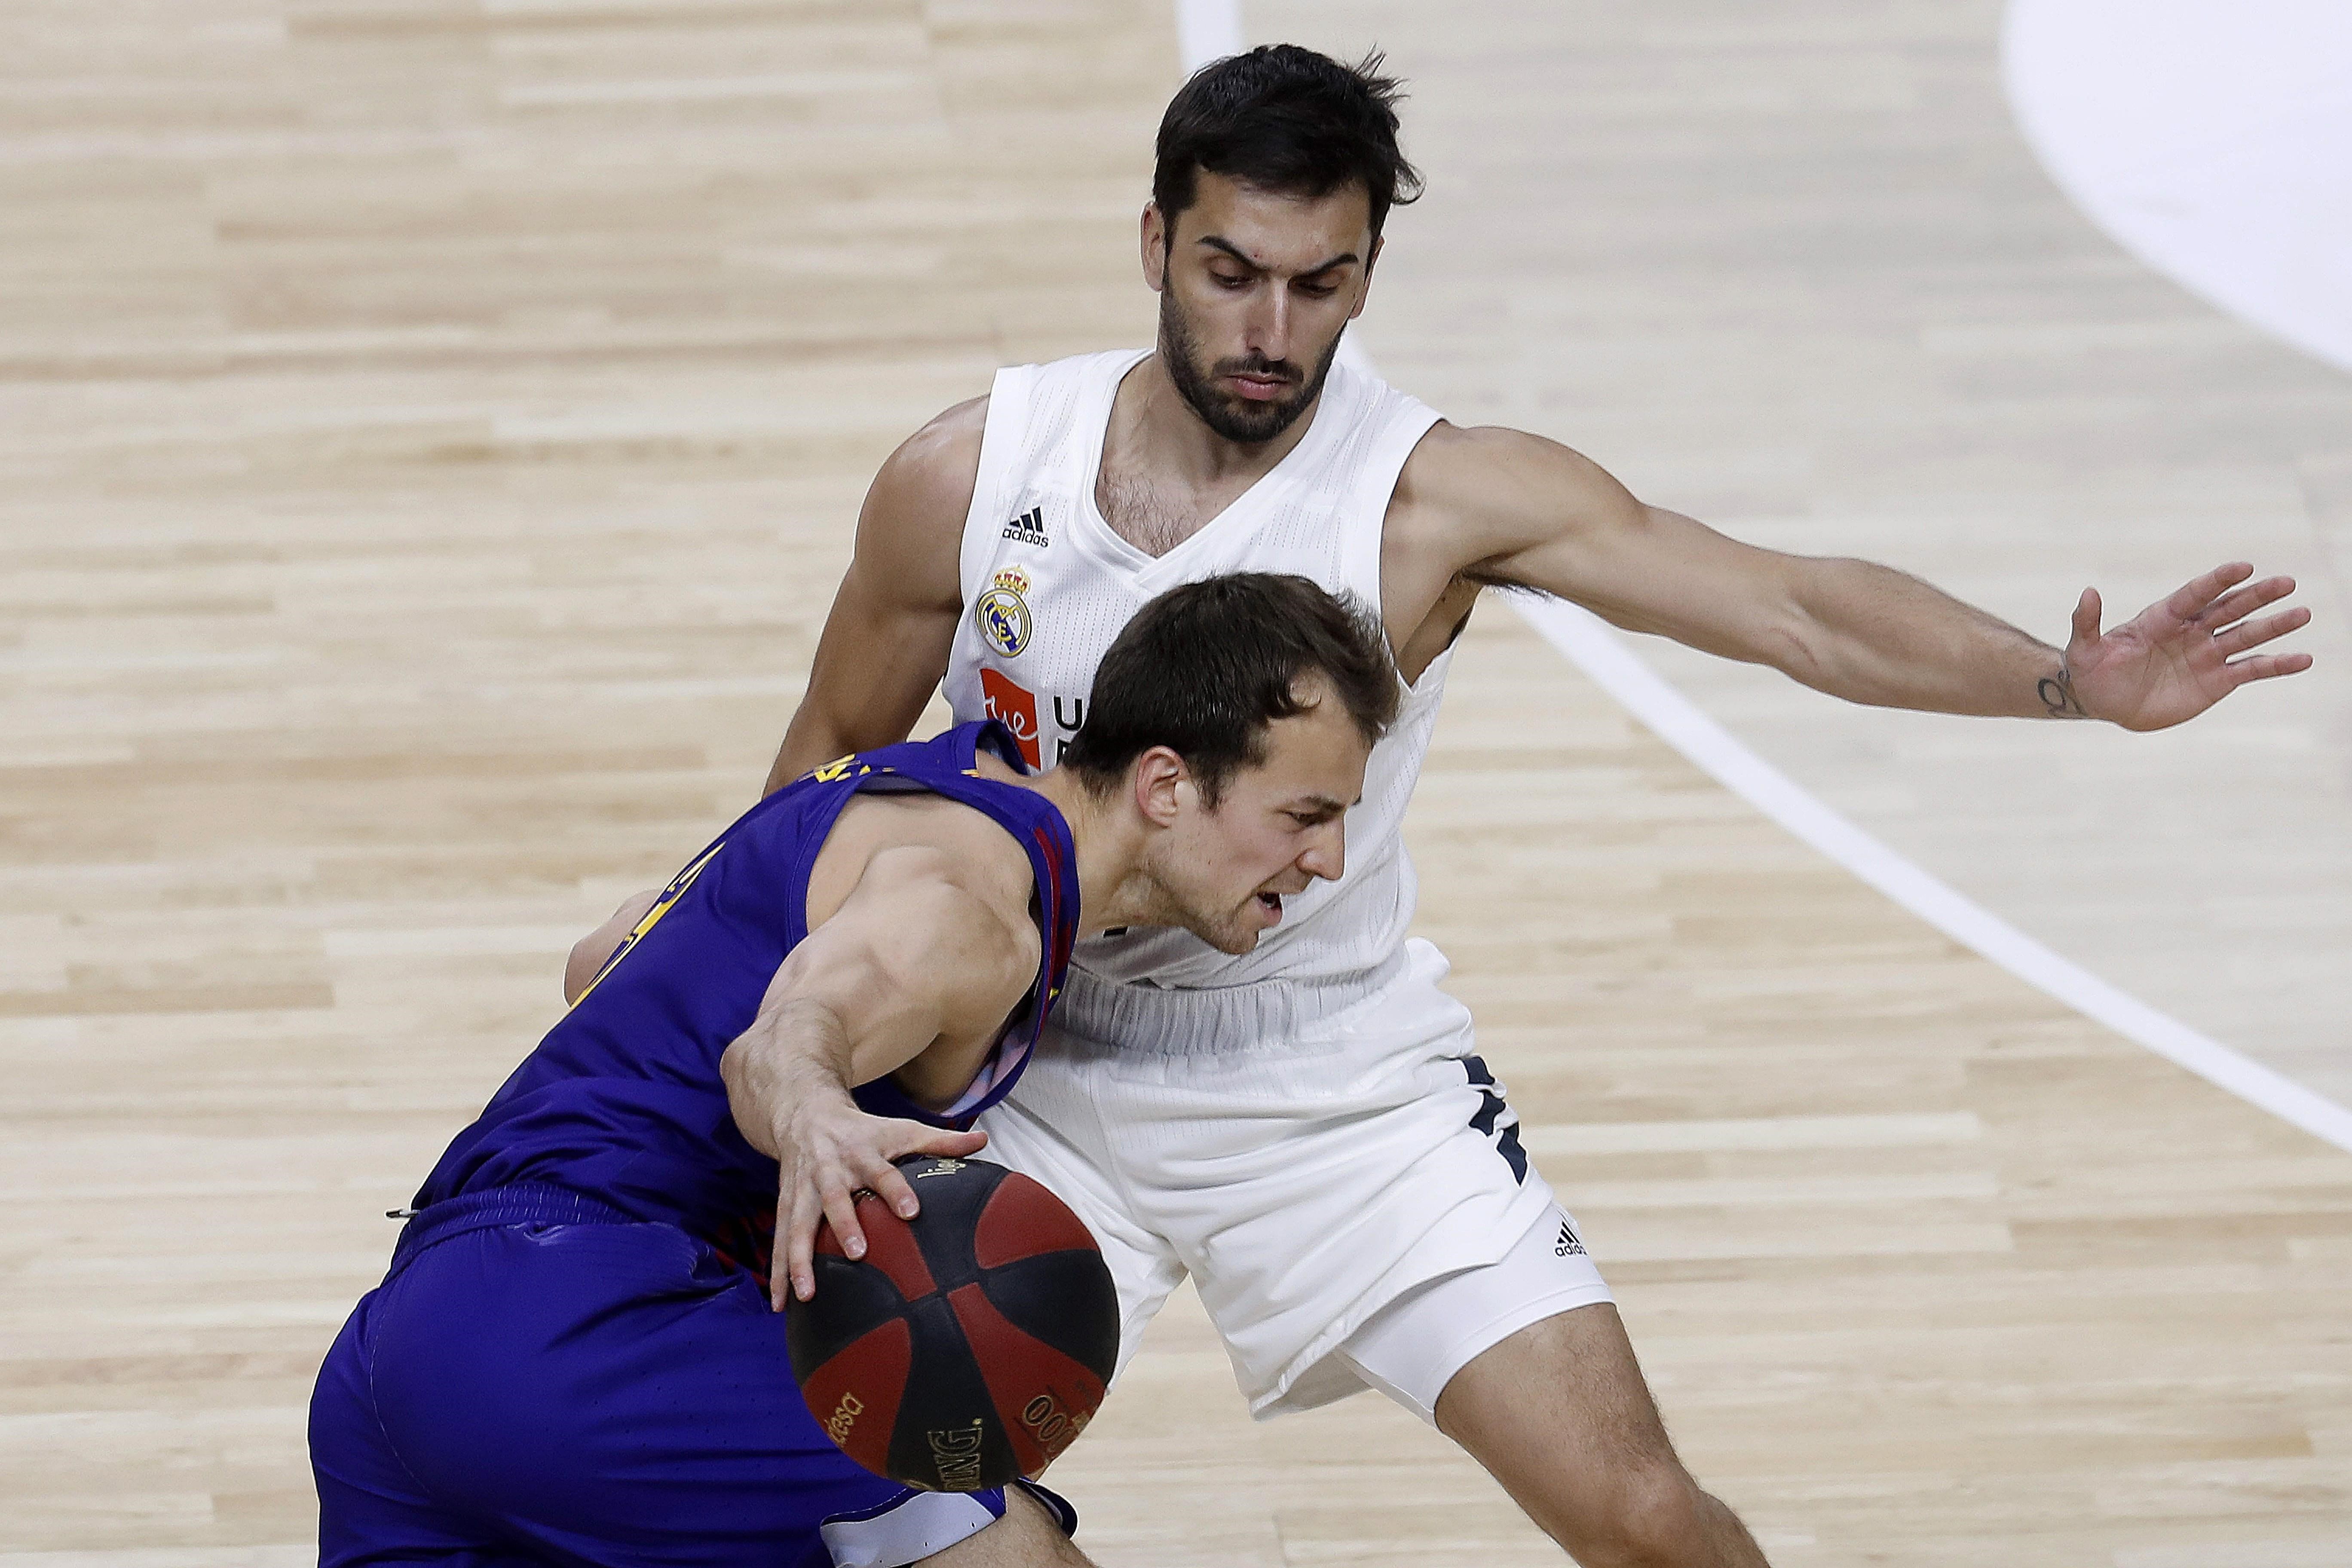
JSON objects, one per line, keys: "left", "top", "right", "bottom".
{"left": 388, "top": 1183, "right": 642, "bottom": 1276}
{"left": 1054, "top": 946, "right": 1412, "bottom": 1054}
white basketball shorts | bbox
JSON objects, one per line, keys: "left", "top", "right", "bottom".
{"left": 974, "top": 938, "right": 1613, "bottom": 1419}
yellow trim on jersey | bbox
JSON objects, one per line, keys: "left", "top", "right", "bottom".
{"left": 568, "top": 840, "right": 726, "bottom": 1011}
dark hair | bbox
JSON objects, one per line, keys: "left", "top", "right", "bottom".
{"left": 1062, "top": 573, "right": 1400, "bottom": 804}
{"left": 1153, "top": 45, "right": 1421, "bottom": 245}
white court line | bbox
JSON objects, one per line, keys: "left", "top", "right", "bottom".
{"left": 1517, "top": 597, "right": 2352, "bottom": 1155}
{"left": 1171, "top": 0, "right": 2352, "bottom": 1156}
{"left": 1173, "top": 0, "right": 1246, "bottom": 83}
{"left": 2002, "top": 0, "right": 2352, "bottom": 377}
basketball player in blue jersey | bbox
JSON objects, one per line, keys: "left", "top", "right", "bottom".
{"left": 741, "top": 45, "right": 2315, "bottom": 1568}
{"left": 307, "top": 574, "right": 1399, "bottom": 1568}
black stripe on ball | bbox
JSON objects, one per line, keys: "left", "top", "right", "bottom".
{"left": 978, "top": 1250, "right": 1120, "bottom": 1383}
{"left": 784, "top": 1252, "right": 912, "bottom": 1383}
{"left": 897, "top": 1156, "right": 1004, "bottom": 1293}
{"left": 885, "top": 1292, "right": 1022, "bottom": 1490}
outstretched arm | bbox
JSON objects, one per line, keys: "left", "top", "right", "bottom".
{"left": 762, "top": 397, "right": 987, "bottom": 796}
{"left": 1405, "top": 424, "right": 2310, "bottom": 729}
{"left": 719, "top": 847, "right": 1038, "bottom": 1308}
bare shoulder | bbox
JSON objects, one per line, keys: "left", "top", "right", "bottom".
{"left": 1390, "top": 420, "right": 1640, "bottom": 568}
{"left": 1396, "top": 422, "right": 1617, "bottom": 516}
{"left": 1393, "top": 420, "right": 1522, "bottom": 496}
{"left": 854, "top": 837, "right": 1040, "bottom": 1006}
{"left": 872, "top": 394, "right": 988, "bottom": 517}
{"left": 851, "top": 802, "right": 1041, "bottom": 949}
{"left": 902, "top": 393, "right": 990, "bottom": 465}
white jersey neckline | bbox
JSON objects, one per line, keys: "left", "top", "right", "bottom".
{"left": 1072, "top": 348, "right": 1364, "bottom": 587}
{"left": 943, "top": 346, "right": 1447, "bottom": 986}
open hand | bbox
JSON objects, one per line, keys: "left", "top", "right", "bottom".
{"left": 773, "top": 1090, "right": 986, "bottom": 1309}
{"left": 2061, "top": 562, "right": 2312, "bottom": 731}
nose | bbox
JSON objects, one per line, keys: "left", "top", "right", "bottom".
{"left": 1244, "top": 281, "right": 1291, "bottom": 366}
{"left": 1297, "top": 820, "right": 1344, "bottom": 883}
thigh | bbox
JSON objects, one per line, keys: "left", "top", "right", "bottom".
{"left": 1335, "top": 1202, "right": 1614, "bottom": 1425}
{"left": 1438, "top": 1307, "right": 1767, "bottom": 1568}
{"left": 1434, "top": 1302, "right": 1681, "bottom": 1513}
{"left": 366, "top": 1220, "right": 997, "bottom": 1568}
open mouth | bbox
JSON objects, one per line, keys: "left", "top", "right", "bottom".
{"left": 1255, "top": 891, "right": 1284, "bottom": 924}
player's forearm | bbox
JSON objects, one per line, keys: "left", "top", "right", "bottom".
{"left": 1470, "top": 478, "right": 2076, "bottom": 720}
{"left": 723, "top": 961, "right": 951, "bottom": 1152}
{"left": 763, "top": 639, "right": 951, "bottom": 796}
{"left": 766, "top": 704, "right": 863, "bottom": 796}
{"left": 722, "top": 998, "right": 863, "bottom": 1158}
{"left": 763, "top": 563, "right": 961, "bottom": 796}
{"left": 1778, "top": 558, "right": 2080, "bottom": 719}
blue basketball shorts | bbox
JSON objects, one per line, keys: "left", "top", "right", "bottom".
{"left": 309, "top": 1185, "right": 1073, "bottom": 1568}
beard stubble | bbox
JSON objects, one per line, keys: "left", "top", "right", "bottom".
{"left": 1158, "top": 288, "right": 1348, "bottom": 446}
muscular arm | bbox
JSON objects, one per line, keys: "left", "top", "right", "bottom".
{"left": 1398, "top": 423, "right": 2308, "bottom": 728}
{"left": 720, "top": 846, "right": 1036, "bottom": 1304}
{"left": 762, "top": 398, "right": 988, "bottom": 795}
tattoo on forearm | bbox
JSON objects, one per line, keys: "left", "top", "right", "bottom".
{"left": 2038, "top": 663, "right": 2089, "bottom": 720}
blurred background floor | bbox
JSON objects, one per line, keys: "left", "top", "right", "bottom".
{"left": 1274, "top": 0, "right": 2352, "bottom": 1107}
{"left": 1, "top": 2, "right": 2346, "bottom": 1565}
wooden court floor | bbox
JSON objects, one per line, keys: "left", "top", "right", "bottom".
{"left": 2, "top": 2, "right": 2347, "bottom": 1565}
{"left": 1278, "top": 0, "right": 2352, "bottom": 1104}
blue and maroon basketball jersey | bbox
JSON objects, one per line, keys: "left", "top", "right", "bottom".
{"left": 411, "top": 721, "right": 1081, "bottom": 1242}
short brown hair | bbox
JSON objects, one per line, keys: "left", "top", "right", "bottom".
{"left": 1061, "top": 573, "right": 1400, "bottom": 804}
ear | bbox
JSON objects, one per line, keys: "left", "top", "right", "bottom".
{"left": 1351, "top": 234, "right": 1383, "bottom": 322}
{"left": 1142, "top": 204, "right": 1169, "bottom": 292}
{"left": 1130, "top": 746, "right": 1189, "bottom": 827}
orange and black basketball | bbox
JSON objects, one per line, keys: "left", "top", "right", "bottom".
{"left": 785, "top": 1156, "right": 1118, "bottom": 1491}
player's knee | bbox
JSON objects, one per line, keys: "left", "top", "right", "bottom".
{"left": 1561, "top": 1460, "right": 1711, "bottom": 1568}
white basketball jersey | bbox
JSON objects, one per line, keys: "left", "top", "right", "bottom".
{"left": 942, "top": 348, "right": 1447, "bottom": 987}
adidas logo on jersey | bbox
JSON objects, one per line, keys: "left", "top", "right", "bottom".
{"left": 1553, "top": 1219, "right": 1586, "bottom": 1258}
{"left": 1001, "top": 506, "right": 1048, "bottom": 546}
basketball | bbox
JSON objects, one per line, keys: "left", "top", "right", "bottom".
{"left": 785, "top": 1156, "right": 1119, "bottom": 1491}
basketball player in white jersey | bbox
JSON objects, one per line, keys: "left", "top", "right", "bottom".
{"left": 733, "top": 46, "right": 2311, "bottom": 1567}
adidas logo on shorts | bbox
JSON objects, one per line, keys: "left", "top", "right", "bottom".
{"left": 1553, "top": 1219, "right": 1586, "bottom": 1258}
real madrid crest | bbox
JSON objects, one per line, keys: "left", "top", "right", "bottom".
{"left": 976, "top": 567, "right": 1033, "bottom": 657}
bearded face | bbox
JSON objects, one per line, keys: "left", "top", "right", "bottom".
{"left": 1145, "top": 171, "right": 1375, "bottom": 447}
{"left": 1157, "top": 283, "right": 1348, "bottom": 445}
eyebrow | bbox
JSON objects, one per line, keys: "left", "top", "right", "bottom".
{"left": 1197, "top": 236, "right": 1361, "bottom": 277}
